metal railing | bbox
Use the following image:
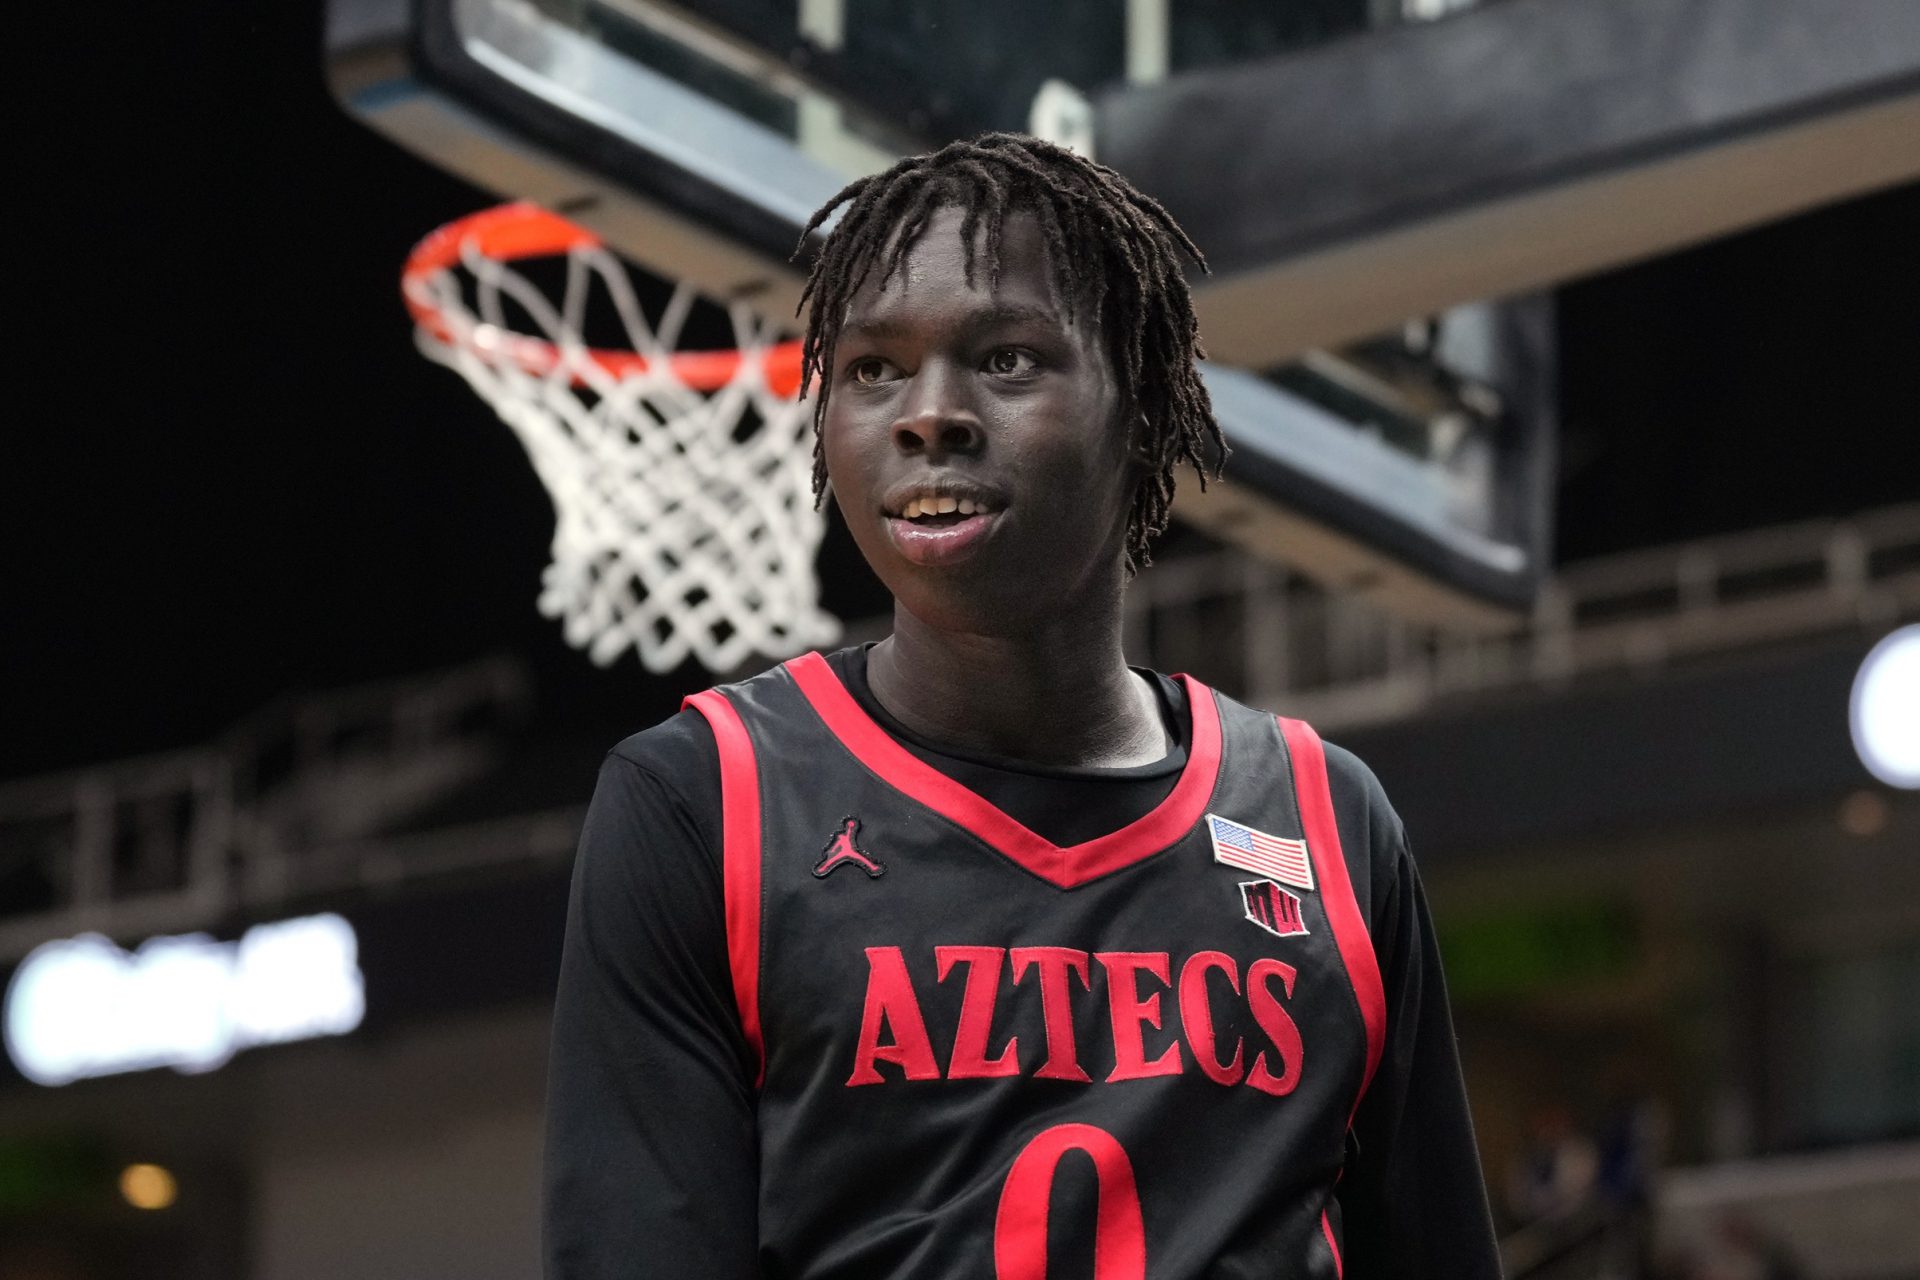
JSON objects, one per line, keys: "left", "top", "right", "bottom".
{"left": 5, "top": 503, "right": 1913, "bottom": 960}
{"left": 0, "top": 659, "right": 536, "bottom": 962}
{"left": 1126, "top": 503, "right": 1920, "bottom": 728}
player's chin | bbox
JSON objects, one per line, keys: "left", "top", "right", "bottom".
{"left": 887, "top": 572, "right": 1042, "bottom": 637}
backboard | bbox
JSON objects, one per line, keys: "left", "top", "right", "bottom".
{"left": 327, "top": 0, "right": 1553, "bottom": 626}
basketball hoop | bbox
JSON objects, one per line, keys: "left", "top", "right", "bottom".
{"left": 402, "top": 203, "right": 839, "bottom": 674}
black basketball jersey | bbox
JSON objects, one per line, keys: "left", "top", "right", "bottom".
{"left": 683, "top": 652, "right": 1386, "bottom": 1280}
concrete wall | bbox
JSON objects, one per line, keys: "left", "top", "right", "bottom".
{"left": 250, "top": 1007, "right": 551, "bottom": 1280}
{"left": 1660, "top": 1141, "right": 1920, "bottom": 1280}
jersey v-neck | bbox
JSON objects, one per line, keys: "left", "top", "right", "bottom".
{"left": 829, "top": 643, "right": 1189, "bottom": 775}
{"left": 793, "top": 649, "right": 1221, "bottom": 889}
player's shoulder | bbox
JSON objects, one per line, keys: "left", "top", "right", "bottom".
{"left": 589, "top": 699, "right": 734, "bottom": 873}
{"left": 606, "top": 702, "right": 718, "bottom": 784}
{"left": 1317, "top": 738, "right": 1401, "bottom": 829}
{"left": 573, "top": 703, "right": 732, "bottom": 923}
{"left": 604, "top": 653, "right": 803, "bottom": 773}
{"left": 1189, "top": 680, "right": 1407, "bottom": 847}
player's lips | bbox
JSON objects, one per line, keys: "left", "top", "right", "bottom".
{"left": 880, "top": 479, "right": 1008, "bottom": 567}
{"left": 885, "top": 509, "right": 1001, "bottom": 565}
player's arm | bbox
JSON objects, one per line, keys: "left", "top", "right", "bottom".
{"left": 543, "top": 735, "right": 760, "bottom": 1279}
{"left": 1326, "top": 746, "right": 1503, "bottom": 1279}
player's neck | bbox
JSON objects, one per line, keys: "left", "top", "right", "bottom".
{"left": 869, "top": 606, "right": 1168, "bottom": 770}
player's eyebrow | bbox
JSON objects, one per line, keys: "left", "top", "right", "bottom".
{"left": 840, "top": 315, "right": 914, "bottom": 343}
{"left": 956, "top": 302, "right": 1068, "bottom": 342}
{"left": 841, "top": 302, "right": 1068, "bottom": 344}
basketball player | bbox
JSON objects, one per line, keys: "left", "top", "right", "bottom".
{"left": 545, "top": 134, "right": 1501, "bottom": 1278}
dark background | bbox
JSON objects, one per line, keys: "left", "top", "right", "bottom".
{"left": 9, "top": 0, "right": 1918, "bottom": 783}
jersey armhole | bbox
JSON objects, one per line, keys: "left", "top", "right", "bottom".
{"left": 1277, "top": 716, "right": 1385, "bottom": 1120}
{"left": 684, "top": 689, "right": 766, "bottom": 1089}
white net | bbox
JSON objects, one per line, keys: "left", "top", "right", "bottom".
{"left": 406, "top": 209, "right": 840, "bottom": 674}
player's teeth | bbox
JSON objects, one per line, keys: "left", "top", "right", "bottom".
{"left": 936, "top": 495, "right": 959, "bottom": 514}
{"left": 903, "top": 498, "right": 922, "bottom": 519}
{"left": 957, "top": 498, "right": 976, "bottom": 515}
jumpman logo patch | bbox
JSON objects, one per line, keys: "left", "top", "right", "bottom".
{"left": 813, "top": 816, "right": 886, "bottom": 879}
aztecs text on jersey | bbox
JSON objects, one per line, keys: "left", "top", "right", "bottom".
{"left": 686, "top": 653, "right": 1386, "bottom": 1280}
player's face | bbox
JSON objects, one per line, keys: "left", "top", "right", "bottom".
{"left": 821, "top": 206, "right": 1135, "bottom": 630}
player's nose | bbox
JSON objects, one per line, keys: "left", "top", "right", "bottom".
{"left": 891, "top": 362, "right": 983, "bottom": 460}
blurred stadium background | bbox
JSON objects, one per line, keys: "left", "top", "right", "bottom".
{"left": 6, "top": 1, "right": 1919, "bottom": 1277}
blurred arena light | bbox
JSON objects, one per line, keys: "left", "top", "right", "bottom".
{"left": 118, "top": 1162, "right": 178, "bottom": 1211}
{"left": 1850, "top": 624, "right": 1920, "bottom": 788}
{"left": 1837, "top": 789, "right": 1892, "bottom": 838}
{"left": 2, "top": 914, "right": 366, "bottom": 1087}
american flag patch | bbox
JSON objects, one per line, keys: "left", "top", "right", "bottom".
{"left": 1207, "top": 814, "right": 1314, "bottom": 891}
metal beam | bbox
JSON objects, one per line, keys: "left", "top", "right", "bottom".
{"left": 1098, "top": 0, "right": 1920, "bottom": 367}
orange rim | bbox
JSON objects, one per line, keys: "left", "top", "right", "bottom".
{"left": 402, "top": 202, "right": 805, "bottom": 398}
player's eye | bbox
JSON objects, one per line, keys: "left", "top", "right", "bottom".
{"left": 847, "top": 357, "right": 896, "bottom": 386}
{"left": 985, "top": 348, "right": 1038, "bottom": 377}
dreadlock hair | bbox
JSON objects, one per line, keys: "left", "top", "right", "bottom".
{"left": 792, "top": 132, "right": 1224, "bottom": 574}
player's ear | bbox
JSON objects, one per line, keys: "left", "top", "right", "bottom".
{"left": 1128, "top": 410, "right": 1155, "bottom": 469}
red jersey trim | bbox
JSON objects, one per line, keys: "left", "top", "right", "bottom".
{"left": 1320, "top": 1208, "right": 1345, "bottom": 1277}
{"left": 1277, "top": 716, "right": 1385, "bottom": 1117}
{"left": 784, "top": 651, "right": 1224, "bottom": 890}
{"left": 685, "top": 689, "right": 766, "bottom": 1089}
